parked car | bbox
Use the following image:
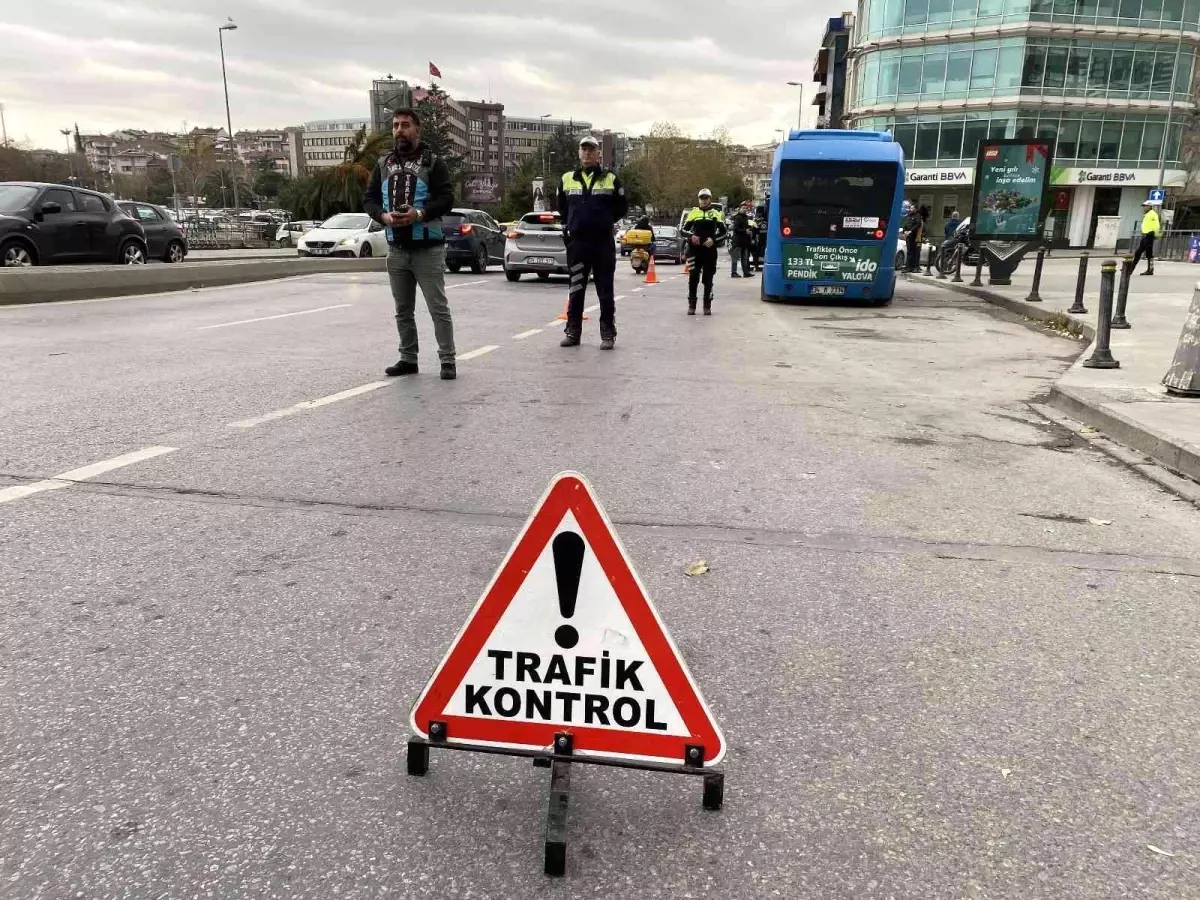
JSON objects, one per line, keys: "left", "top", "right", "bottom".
{"left": 652, "top": 225, "right": 685, "bottom": 264}
{"left": 444, "top": 208, "right": 506, "bottom": 273}
{"left": 275, "top": 220, "right": 319, "bottom": 247}
{"left": 296, "top": 213, "right": 387, "bottom": 258}
{"left": 504, "top": 211, "right": 568, "bottom": 281}
{"left": 0, "top": 181, "right": 148, "bottom": 267}
{"left": 117, "top": 201, "right": 189, "bottom": 263}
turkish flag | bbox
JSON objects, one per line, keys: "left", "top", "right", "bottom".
{"left": 429, "top": 61, "right": 442, "bottom": 79}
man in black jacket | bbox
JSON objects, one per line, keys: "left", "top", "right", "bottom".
{"left": 729, "top": 205, "right": 754, "bottom": 278}
{"left": 558, "top": 135, "right": 628, "bottom": 349}
{"left": 364, "top": 108, "right": 457, "bottom": 380}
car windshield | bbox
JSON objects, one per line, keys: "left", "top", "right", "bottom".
{"left": 520, "top": 213, "right": 563, "bottom": 232}
{"left": 0, "top": 185, "right": 39, "bottom": 214}
{"left": 656, "top": 226, "right": 679, "bottom": 238}
{"left": 777, "top": 160, "right": 898, "bottom": 239}
{"left": 321, "top": 214, "right": 370, "bottom": 230}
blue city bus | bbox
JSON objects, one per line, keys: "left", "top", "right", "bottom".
{"left": 761, "top": 129, "right": 906, "bottom": 306}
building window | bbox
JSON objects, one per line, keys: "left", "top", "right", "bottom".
{"left": 855, "top": 37, "right": 1195, "bottom": 104}
{"left": 860, "top": 0, "right": 1195, "bottom": 39}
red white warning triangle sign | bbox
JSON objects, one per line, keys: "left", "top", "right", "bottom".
{"left": 410, "top": 472, "right": 725, "bottom": 766}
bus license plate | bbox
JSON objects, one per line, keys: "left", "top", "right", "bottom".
{"left": 811, "top": 284, "right": 846, "bottom": 296}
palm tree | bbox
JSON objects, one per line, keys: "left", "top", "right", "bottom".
{"left": 305, "top": 126, "right": 391, "bottom": 219}
{"left": 202, "top": 168, "right": 252, "bottom": 209}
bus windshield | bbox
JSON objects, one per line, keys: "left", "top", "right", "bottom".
{"left": 778, "top": 161, "right": 898, "bottom": 240}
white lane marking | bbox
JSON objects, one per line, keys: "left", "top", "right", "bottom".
{"left": 448, "top": 280, "right": 488, "bottom": 289}
{"left": 632, "top": 288, "right": 644, "bottom": 293}
{"left": 458, "top": 344, "right": 501, "bottom": 361}
{"left": 229, "top": 382, "right": 389, "bottom": 429}
{"left": 614, "top": 295, "right": 627, "bottom": 300}
{"left": 513, "top": 329, "right": 543, "bottom": 340}
{"left": 546, "top": 319, "right": 564, "bottom": 328}
{"left": 0, "top": 446, "right": 178, "bottom": 505}
{"left": 197, "top": 304, "right": 352, "bottom": 330}
{"left": 584, "top": 304, "right": 600, "bottom": 313}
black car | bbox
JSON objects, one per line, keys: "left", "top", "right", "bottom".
{"left": 118, "top": 201, "right": 189, "bottom": 263}
{"left": 444, "top": 208, "right": 506, "bottom": 274}
{"left": 0, "top": 182, "right": 148, "bottom": 267}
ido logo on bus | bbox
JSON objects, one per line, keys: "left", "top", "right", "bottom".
{"left": 783, "top": 244, "right": 882, "bottom": 283}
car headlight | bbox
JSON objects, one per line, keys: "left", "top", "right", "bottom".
{"left": 340, "top": 236, "right": 358, "bottom": 247}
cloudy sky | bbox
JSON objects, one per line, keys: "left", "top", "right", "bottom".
{"left": 0, "top": 0, "right": 834, "bottom": 151}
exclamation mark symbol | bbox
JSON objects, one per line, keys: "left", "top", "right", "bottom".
{"left": 552, "top": 532, "right": 585, "bottom": 649}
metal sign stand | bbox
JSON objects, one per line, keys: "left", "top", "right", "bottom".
{"left": 407, "top": 724, "right": 725, "bottom": 877}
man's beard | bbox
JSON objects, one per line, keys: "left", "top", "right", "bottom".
{"left": 394, "top": 137, "right": 415, "bottom": 156}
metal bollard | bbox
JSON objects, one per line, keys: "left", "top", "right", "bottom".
{"left": 1111, "top": 256, "right": 1133, "bottom": 329}
{"left": 1068, "top": 252, "right": 1089, "bottom": 314}
{"left": 936, "top": 248, "right": 948, "bottom": 279}
{"left": 952, "top": 245, "right": 964, "bottom": 283}
{"left": 971, "top": 249, "right": 984, "bottom": 286}
{"left": 1025, "top": 246, "right": 1046, "bottom": 302}
{"left": 1083, "top": 260, "right": 1120, "bottom": 369}
{"left": 924, "top": 244, "right": 935, "bottom": 276}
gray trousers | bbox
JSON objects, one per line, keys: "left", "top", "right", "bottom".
{"left": 386, "top": 244, "right": 456, "bottom": 364}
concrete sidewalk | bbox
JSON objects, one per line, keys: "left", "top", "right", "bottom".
{"left": 909, "top": 256, "right": 1200, "bottom": 484}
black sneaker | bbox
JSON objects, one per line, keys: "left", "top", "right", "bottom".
{"left": 731, "top": 273, "right": 742, "bottom": 278}
{"left": 440, "top": 364, "right": 456, "bottom": 380}
{"left": 560, "top": 333, "right": 581, "bottom": 347}
{"left": 687, "top": 307, "right": 696, "bottom": 316}
{"left": 600, "top": 336, "right": 615, "bottom": 350}
{"left": 703, "top": 308, "right": 712, "bottom": 316}
{"left": 385, "top": 361, "right": 418, "bottom": 377}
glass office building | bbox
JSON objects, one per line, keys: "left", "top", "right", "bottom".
{"left": 845, "top": 0, "right": 1199, "bottom": 246}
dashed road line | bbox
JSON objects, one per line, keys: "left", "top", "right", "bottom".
{"left": 229, "top": 382, "right": 390, "bottom": 429}
{"left": 584, "top": 304, "right": 600, "bottom": 313}
{"left": 0, "top": 446, "right": 178, "bottom": 505}
{"left": 448, "top": 280, "right": 489, "bottom": 289}
{"left": 513, "top": 329, "right": 543, "bottom": 340}
{"left": 457, "top": 344, "right": 501, "bottom": 361}
{"left": 197, "top": 304, "right": 352, "bottom": 330}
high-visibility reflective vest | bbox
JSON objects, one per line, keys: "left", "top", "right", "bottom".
{"left": 560, "top": 167, "right": 625, "bottom": 238}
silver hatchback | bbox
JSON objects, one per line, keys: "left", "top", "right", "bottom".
{"left": 504, "top": 212, "right": 567, "bottom": 282}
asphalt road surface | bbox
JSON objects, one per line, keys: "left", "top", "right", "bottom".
{"left": 1, "top": 262, "right": 1197, "bottom": 898}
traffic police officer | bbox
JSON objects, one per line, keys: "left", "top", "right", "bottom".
{"left": 681, "top": 188, "right": 728, "bottom": 314}
{"left": 558, "top": 135, "right": 628, "bottom": 349}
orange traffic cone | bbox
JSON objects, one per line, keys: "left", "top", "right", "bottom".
{"left": 555, "top": 298, "right": 587, "bottom": 321}
{"left": 644, "top": 255, "right": 659, "bottom": 285}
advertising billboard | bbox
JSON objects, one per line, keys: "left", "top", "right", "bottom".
{"left": 970, "top": 139, "right": 1055, "bottom": 242}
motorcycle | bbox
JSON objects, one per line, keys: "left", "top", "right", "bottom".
{"left": 625, "top": 227, "right": 654, "bottom": 275}
{"left": 936, "top": 218, "right": 982, "bottom": 274}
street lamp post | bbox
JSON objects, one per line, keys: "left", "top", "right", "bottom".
{"left": 0, "top": 103, "right": 8, "bottom": 147}
{"left": 60, "top": 128, "right": 73, "bottom": 179}
{"left": 786, "top": 81, "right": 806, "bottom": 130}
{"left": 540, "top": 113, "right": 552, "bottom": 176}
{"left": 218, "top": 19, "right": 240, "bottom": 213}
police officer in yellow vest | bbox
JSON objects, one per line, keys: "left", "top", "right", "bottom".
{"left": 557, "top": 135, "right": 628, "bottom": 349}
{"left": 681, "top": 189, "right": 728, "bottom": 315}
{"left": 1133, "top": 199, "right": 1163, "bottom": 276}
